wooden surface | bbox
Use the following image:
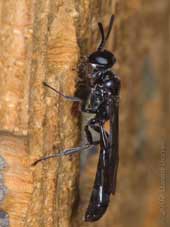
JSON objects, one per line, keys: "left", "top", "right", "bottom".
{"left": 0, "top": 0, "right": 169, "bottom": 227}
{"left": 0, "top": 1, "right": 80, "bottom": 226}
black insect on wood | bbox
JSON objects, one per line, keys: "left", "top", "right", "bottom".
{"left": 32, "top": 15, "right": 121, "bottom": 222}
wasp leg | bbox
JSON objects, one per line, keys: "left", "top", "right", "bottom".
{"left": 43, "top": 82, "right": 82, "bottom": 102}
{"left": 99, "top": 124, "right": 109, "bottom": 148}
{"left": 85, "top": 118, "right": 100, "bottom": 145}
{"left": 31, "top": 144, "right": 95, "bottom": 166}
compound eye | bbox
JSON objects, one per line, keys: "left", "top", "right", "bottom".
{"left": 96, "top": 57, "right": 108, "bottom": 65}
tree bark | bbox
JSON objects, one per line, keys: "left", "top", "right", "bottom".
{"left": 0, "top": 0, "right": 169, "bottom": 227}
{"left": 0, "top": 1, "right": 80, "bottom": 227}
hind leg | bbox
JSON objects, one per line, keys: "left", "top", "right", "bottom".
{"left": 32, "top": 144, "right": 95, "bottom": 166}
{"left": 85, "top": 119, "right": 100, "bottom": 145}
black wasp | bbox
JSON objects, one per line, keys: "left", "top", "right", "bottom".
{"left": 32, "top": 15, "right": 121, "bottom": 222}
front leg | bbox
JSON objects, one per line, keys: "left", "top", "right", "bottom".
{"left": 43, "top": 82, "right": 82, "bottom": 102}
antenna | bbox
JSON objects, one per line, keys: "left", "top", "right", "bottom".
{"left": 97, "top": 22, "right": 105, "bottom": 50}
{"left": 97, "top": 15, "right": 115, "bottom": 51}
{"left": 105, "top": 15, "right": 115, "bottom": 42}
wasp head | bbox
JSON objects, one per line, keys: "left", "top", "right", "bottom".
{"left": 88, "top": 50, "right": 116, "bottom": 69}
{"left": 88, "top": 15, "right": 116, "bottom": 70}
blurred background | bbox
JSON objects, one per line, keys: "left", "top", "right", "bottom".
{"left": 75, "top": 1, "right": 169, "bottom": 227}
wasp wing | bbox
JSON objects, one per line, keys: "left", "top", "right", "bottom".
{"left": 84, "top": 127, "right": 111, "bottom": 222}
{"left": 109, "top": 89, "right": 120, "bottom": 194}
